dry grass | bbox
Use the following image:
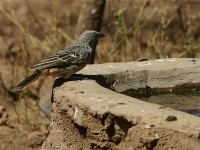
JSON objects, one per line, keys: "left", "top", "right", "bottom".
{"left": 0, "top": 0, "right": 200, "bottom": 126}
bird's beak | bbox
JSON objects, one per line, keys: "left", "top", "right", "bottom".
{"left": 98, "top": 32, "right": 105, "bottom": 38}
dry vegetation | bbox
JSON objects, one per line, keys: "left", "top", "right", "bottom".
{"left": 0, "top": 0, "right": 200, "bottom": 149}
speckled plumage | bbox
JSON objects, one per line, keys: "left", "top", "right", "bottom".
{"left": 13, "top": 30, "right": 104, "bottom": 92}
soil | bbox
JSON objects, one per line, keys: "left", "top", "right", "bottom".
{"left": 0, "top": 104, "right": 49, "bottom": 150}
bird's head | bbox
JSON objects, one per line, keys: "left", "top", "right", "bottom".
{"left": 77, "top": 30, "right": 105, "bottom": 45}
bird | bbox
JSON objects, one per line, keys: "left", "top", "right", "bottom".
{"left": 13, "top": 30, "right": 105, "bottom": 92}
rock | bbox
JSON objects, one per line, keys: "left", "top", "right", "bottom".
{"left": 80, "top": 58, "right": 200, "bottom": 97}
{"left": 166, "top": 115, "right": 177, "bottom": 121}
{"left": 42, "top": 58, "right": 200, "bottom": 150}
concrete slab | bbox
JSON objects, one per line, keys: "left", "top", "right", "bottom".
{"left": 42, "top": 58, "right": 200, "bottom": 150}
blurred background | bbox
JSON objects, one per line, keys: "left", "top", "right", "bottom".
{"left": 0, "top": 0, "right": 200, "bottom": 149}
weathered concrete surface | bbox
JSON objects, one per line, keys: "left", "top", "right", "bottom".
{"left": 81, "top": 58, "right": 200, "bottom": 96}
{"left": 42, "top": 80, "right": 200, "bottom": 150}
{"left": 42, "top": 58, "right": 200, "bottom": 150}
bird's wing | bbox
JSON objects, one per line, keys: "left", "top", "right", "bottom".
{"left": 29, "top": 46, "right": 89, "bottom": 70}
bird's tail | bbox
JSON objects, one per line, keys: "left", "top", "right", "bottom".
{"left": 12, "top": 69, "right": 48, "bottom": 92}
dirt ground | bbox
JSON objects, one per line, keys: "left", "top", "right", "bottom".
{"left": 0, "top": 103, "right": 49, "bottom": 150}
{"left": 0, "top": 0, "right": 200, "bottom": 149}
